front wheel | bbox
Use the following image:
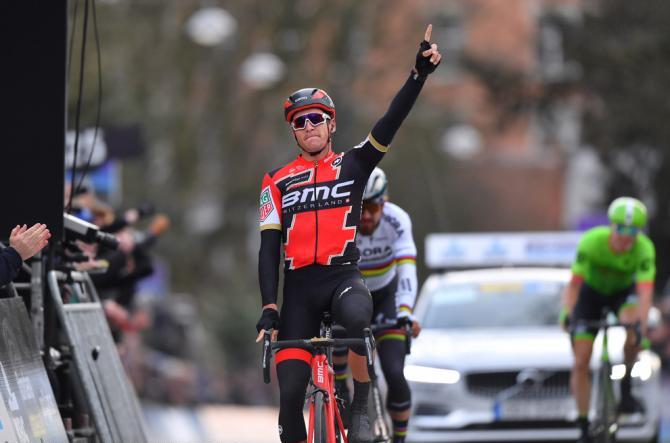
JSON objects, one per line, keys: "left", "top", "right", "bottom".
{"left": 592, "top": 361, "right": 618, "bottom": 443}
{"left": 314, "top": 392, "right": 341, "bottom": 443}
{"left": 368, "top": 383, "right": 391, "bottom": 442}
{"left": 314, "top": 391, "right": 328, "bottom": 443}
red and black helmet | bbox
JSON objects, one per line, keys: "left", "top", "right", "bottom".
{"left": 283, "top": 88, "right": 336, "bottom": 123}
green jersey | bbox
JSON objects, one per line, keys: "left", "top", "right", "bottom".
{"left": 572, "top": 226, "right": 655, "bottom": 295}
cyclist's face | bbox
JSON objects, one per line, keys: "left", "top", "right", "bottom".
{"left": 610, "top": 224, "right": 636, "bottom": 252}
{"left": 359, "top": 201, "right": 383, "bottom": 235}
{"left": 291, "top": 108, "right": 335, "bottom": 154}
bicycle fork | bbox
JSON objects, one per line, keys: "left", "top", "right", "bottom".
{"left": 308, "top": 353, "right": 348, "bottom": 443}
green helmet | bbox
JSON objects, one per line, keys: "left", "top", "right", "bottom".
{"left": 607, "top": 197, "right": 647, "bottom": 228}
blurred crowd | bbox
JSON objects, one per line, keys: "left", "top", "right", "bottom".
{"left": 66, "top": 184, "right": 226, "bottom": 404}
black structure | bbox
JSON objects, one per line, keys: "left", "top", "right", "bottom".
{"left": 0, "top": 0, "right": 67, "bottom": 240}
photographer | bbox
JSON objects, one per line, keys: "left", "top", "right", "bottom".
{"left": 1, "top": 223, "right": 50, "bottom": 285}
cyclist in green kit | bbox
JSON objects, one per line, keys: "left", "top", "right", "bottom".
{"left": 560, "top": 197, "right": 655, "bottom": 443}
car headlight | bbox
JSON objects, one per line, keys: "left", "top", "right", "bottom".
{"left": 610, "top": 360, "right": 652, "bottom": 382}
{"left": 404, "top": 365, "right": 460, "bottom": 384}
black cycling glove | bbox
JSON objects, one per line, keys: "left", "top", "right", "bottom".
{"left": 256, "top": 308, "right": 280, "bottom": 333}
{"left": 414, "top": 40, "right": 440, "bottom": 80}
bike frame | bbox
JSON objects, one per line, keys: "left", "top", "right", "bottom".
{"left": 592, "top": 319, "right": 619, "bottom": 443}
{"left": 307, "top": 351, "right": 348, "bottom": 443}
{"left": 262, "top": 321, "right": 375, "bottom": 443}
{"left": 575, "top": 309, "right": 640, "bottom": 442}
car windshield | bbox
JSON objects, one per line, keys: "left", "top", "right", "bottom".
{"left": 423, "top": 280, "right": 564, "bottom": 329}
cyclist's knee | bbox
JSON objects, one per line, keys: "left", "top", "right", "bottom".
{"left": 332, "top": 280, "right": 372, "bottom": 330}
{"left": 573, "top": 353, "right": 591, "bottom": 373}
{"left": 386, "top": 370, "right": 411, "bottom": 411}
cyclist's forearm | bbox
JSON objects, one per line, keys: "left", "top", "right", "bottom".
{"left": 259, "top": 229, "right": 281, "bottom": 307}
{"left": 370, "top": 74, "right": 425, "bottom": 147}
{"left": 562, "top": 275, "right": 583, "bottom": 311}
{"left": 395, "top": 261, "right": 418, "bottom": 314}
{"left": 636, "top": 282, "right": 654, "bottom": 332}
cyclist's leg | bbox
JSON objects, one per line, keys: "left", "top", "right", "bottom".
{"left": 571, "top": 283, "right": 601, "bottom": 437}
{"left": 615, "top": 288, "right": 643, "bottom": 411}
{"left": 373, "top": 280, "right": 411, "bottom": 442}
{"left": 331, "top": 272, "right": 374, "bottom": 442}
{"left": 276, "top": 271, "right": 327, "bottom": 443}
{"left": 331, "top": 274, "right": 373, "bottom": 381}
{"left": 332, "top": 325, "right": 351, "bottom": 428}
{"left": 332, "top": 326, "right": 350, "bottom": 403}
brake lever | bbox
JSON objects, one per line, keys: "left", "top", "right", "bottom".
{"left": 262, "top": 331, "right": 272, "bottom": 384}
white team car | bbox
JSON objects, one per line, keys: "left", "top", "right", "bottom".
{"left": 405, "top": 267, "right": 662, "bottom": 442}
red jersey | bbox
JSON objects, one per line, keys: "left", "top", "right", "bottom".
{"left": 259, "top": 134, "right": 387, "bottom": 270}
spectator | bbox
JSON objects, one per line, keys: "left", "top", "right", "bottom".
{"left": 1, "top": 223, "right": 50, "bottom": 285}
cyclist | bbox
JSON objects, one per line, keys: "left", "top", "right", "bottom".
{"left": 560, "top": 197, "right": 655, "bottom": 443}
{"left": 332, "top": 167, "right": 420, "bottom": 443}
{"left": 255, "top": 26, "right": 441, "bottom": 443}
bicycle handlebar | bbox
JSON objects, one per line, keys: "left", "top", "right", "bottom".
{"left": 370, "top": 320, "right": 413, "bottom": 355}
{"left": 262, "top": 328, "right": 375, "bottom": 384}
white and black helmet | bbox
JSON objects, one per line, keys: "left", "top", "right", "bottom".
{"left": 363, "top": 167, "right": 388, "bottom": 204}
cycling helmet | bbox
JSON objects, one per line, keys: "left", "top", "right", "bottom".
{"left": 607, "top": 197, "right": 647, "bottom": 228}
{"left": 284, "top": 88, "right": 336, "bottom": 123}
{"left": 363, "top": 167, "right": 388, "bottom": 204}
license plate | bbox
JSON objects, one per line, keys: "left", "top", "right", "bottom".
{"left": 494, "top": 399, "right": 571, "bottom": 421}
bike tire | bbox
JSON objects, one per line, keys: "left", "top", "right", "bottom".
{"left": 368, "top": 383, "right": 391, "bottom": 443}
{"left": 314, "top": 391, "right": 332, "bottom": 443}
{"left": 593, "top": 361, "right": 618, "bottom": 443}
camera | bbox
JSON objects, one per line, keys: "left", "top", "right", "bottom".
{"left": 63, "top": 213, "right": 118, "bottom": 249}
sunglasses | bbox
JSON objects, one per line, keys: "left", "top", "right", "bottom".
{"left": 615, "top": 224, "right": 639, "bottom": 236}
{"left": 362, "top": 202, "right": 383, "bottom": 213}
{"left": 291, "top": 113, "right": 330, "bottom": 130}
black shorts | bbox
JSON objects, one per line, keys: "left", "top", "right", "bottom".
{"left": 571, "top": 283, "right": 639, "bottom": 340}
{"left": 278, "top": 264, "right": 373, "bottom": 355}
{"left": 370, "top": 275, "right": 398, "bottom": 325}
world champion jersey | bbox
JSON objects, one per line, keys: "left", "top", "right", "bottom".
{"left": 259, "top": 134, "right": 387, "bottom": 270}
{"left": 356, "top": 202, "right": 418, "bottom": 313}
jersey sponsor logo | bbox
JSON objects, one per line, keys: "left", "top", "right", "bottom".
{"left": 316, "top": 360, "right": 325, "bottom": 384}
{"left": 640, "top": 258, "right": 651, "bottom": 272}
{"left": 259, "top": 187, "right": 275, "bottom": 222}
{"left": 282, "top": 180, "right": 355, "bottom": 213}
{"left": 332, "top": 156, "right": 342, "bottom": 167}
{"left": 284, "top": 171, "right": 312, "bottom": 190}
{"left": 360, "top": 245, "right": 393, "bottom": 258}
{"left": 383, "top": 214, "right": 405, "bottom": 236}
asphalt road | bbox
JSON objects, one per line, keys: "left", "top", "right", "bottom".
{"left": 143, "top": 374, "right": 670, "bottom": 443}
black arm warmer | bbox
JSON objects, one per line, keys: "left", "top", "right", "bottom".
{"left": 370, "top": 73, "right": 425, "bottom": 147}
{"left": 258, "top": 229, "right": 282, "bottom": 307}
{"left": 0, "top": 247, "right": 22, "bottom": 286}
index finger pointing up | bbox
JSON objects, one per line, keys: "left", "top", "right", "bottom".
{"left": 424, "top": 24, "right": 433, "bottom": 42}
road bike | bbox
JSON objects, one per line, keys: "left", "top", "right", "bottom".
{"left": 262, "top": 313, "right": 376, "bottom": 443}
{"left": 365, "top": 320, "right": 412, "bottom": 443}
{"left": 574, "top": 308, "right": 640, "bottom": 443}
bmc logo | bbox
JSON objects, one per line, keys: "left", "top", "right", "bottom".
{"left": 316, "top": 360, "right": 325, "bottom": 384}
{"left": 282, "top": 180, "right": 354, "bottom": 208}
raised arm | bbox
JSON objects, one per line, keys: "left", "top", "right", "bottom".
{"left": 370, "top": 25, "right": 441, "bottom": 148}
